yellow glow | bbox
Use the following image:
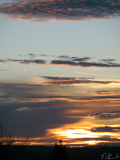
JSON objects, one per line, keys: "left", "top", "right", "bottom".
{"left": 49, "top": 127, "right": 117, "bottom": 139}
{"left": 85, "top": 140, "right": 97, "bottom": 145}
{"left": 48, "top": 127, "right": 98, "bottom": 139}
{"left": 47, "top": 122, "right": 120, "bottom": 146}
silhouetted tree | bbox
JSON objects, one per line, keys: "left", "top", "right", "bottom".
{"left": 49, "top": 139, "right": 68, "bottom": 160}
{"left": 0, "top": 123, "right": 29, "bottom": 160}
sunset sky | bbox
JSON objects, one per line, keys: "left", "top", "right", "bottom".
{"left": 0, "top": 0, "right": 120, "bottom": 147}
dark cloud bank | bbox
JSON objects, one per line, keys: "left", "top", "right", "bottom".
{"left": 0, "top": 81, "right": 120, "bottom": 144}
{"left": 0, "top": 0, "right": 120, "bottom": 22}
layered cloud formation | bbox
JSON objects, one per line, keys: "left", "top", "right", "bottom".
{"left": 0, "top": 0, "right": 120, "bottom": 22}
{"left": 42, "top": 76, "right": 117, "bottom": 84}
{"left": 0, "top": 0, "right": 120, "bottom": 147}
{"left": 0, "top": 79, "right": 120, "bottom": 145}
{"left": 0, "top": 67, "right": 120, "bottom": 145}
{"left": 1, "top": 55, "right": 120, "bottom": 67}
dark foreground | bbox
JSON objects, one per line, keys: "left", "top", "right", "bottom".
{"left": 1, "top": 145, "right": 120, "bottom": 160}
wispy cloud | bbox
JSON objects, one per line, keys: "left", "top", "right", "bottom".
{"left": 39, "top": 54, "right": 50, "bottom": 57}
{"left": 0, "top": 80, "right": 120, "bottom": 105}
{"left": 96, "top": 90, "right": 120, "bottom": 96}
{"left": 94, "top": 111, "right": 120, "bottom": 120}
{"left": 42, "top": 76, "right": 117, "bottom": 84}
{"left": 14, "top": 107, "right": 31, "bottom": 111}
{"left": 0, "top": 58, "right": 47, "bottom": 64}
{"left": 28, "top": 53, "right": 37, "bottom": 58}
{"left": 58, "top": 55, "right": 91, "bottom": 61}
{"left": 0, "top": 69, "right": 9, "bottom": 71}
{"left": 99, "top": 58, "right": 116, "bottom": 62}
{"left": 0, "top": 0, "right": 120, "bottom": 22}
{"left": 1, "top": 56, "right": 120, "bottom": 67}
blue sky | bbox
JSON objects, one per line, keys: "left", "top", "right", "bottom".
{"left": 1, "top": 19, "right": 120, "bottom": 59}
{"left": 1, "top": 19, "right": 120, "bottom": 82}
{"left": 0, "top": 0, "right": 120, "bottom": 146}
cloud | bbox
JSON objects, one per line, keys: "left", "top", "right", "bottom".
{"left": 2, "top": 98, "right": 120, "bottom": 142}
{"left": 66, "top": 137, "right": 120, "bottom": 142}
{"left": 42, "top": 76, "right": 117, "bottom": 84}
{"left": 18, "top": 54, "right": 26, "bottom": 57}
{"left": 0, "top": 81, "right": 120, "bottom": 141}
{"left": 100, "top": 59, "right": 116, "bottom": 62}
{"left": 63, "top": 136, "right": 120, "bottom": 147}
{"left": 15, "top": 95, "right": 120, "bottom": 102}
{"left": 28, "top": 53, "right": 49, "bottom": 58}
{"left": 94, "top": 111, "right": 120, "bottom": 120}
{"left": 19, "top": 59, "right": 46, "bottom": 64}
{"left": 0, "top": 101, "right": 81, "bottom": 137}
{"left": 58, "top": 55, "right": 70, "bottom": 59}
{"left": 58, "top": 56, "right": 91, "bottom": 61}
{"left": 0, "top": 58, "right": 47, "bottom": 65}
{"left": 0, "top": 69, "right": 9, "bottom": 71}
{"left": 15, "top": 107, "right": 31, "bottom": 111}
{"left": 39, "top": 54, "right": 50, "bottom": 57}
{"left": 0, "top": 59, "right": 6, "bottom": 62}
{"left": 0, "top": 81, "right": 120, "bottom": 119}
{"left": 72, "top": 57, "right": 91, "bottom": 61}
{"left": 91, "top": 126, "right": 120, "bottom": 132}
{"left": 96, "top": 90, "right": 120, "bottom": 96}
{"left": 28, "top": 53, "right": 37, "bottom": 58}
{"left": 51, "top": 59, "right": 120, "bottom": 67}
{"left": 0, "top": 0, "right": 120, "bottom": 22}
{"left": 1, "top": 56, "right": 120, "bottom": 68}
{"left": 0, "top": 81, "right": 120, "bottom": 105}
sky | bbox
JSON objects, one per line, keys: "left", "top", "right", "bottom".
{"left": 0, "top": 0, "right": 120, "bottom": 147}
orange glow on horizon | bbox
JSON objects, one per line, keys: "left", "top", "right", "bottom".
{"left": 4, "top": 125, "right": 120, "bottom": 146}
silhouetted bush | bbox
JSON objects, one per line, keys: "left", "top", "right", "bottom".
{"left": 49, "top": 139, "right": 68, "bottom": 160}
{"left": 0, "top": 123, "right": 29, "bottom": 160}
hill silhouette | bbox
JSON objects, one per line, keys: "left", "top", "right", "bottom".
{"left": 9, "top": 145, "right": 120, "bottom": 160}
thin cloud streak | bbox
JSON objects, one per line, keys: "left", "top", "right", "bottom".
{"left": 0, "top": 58, "right": 47, "bottom": 65}
{"left": 94, "top": 111, "right": 120, "bottom": 120}
{"left": 42, "top": 76, "right": 118, "bottom": 84}
{"left": 91, "top": 126, "right": 120, "bottom": 132}
{"left": 0, "top": 69, "right": 9, "bottom": 71}
{"left": 51, "top": 59, "right": 120, "bottom": 67}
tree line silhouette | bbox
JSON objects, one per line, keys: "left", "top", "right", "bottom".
{"left": 49, "top": 139, "right": 68, "bottom": 160}
{"left": 0, "top": 123, "right": 29, "bottom": 160}
{"left": 0, "top": 122, "right": 68, "bottom": 160}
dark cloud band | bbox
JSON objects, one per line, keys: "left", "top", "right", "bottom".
{"left": 51, "top": 59, "right": 120, "bottom": 67}
{"left": 0, "top": 0, "right": 120, "bottom": 22}
{"left": 1, "top": 57, "right": 120, "bottom": 68}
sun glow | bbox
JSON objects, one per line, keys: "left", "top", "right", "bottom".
{"left": 48, "top": 127, "right": 98, "bottom": 139}
{"left": 85, "top": 140, "right": 97, "bottom": 145}
{"left": 47, "top": 123, "right": 120, "bottom": 146}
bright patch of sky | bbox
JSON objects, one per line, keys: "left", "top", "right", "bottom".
{"left": 0, "top": 19, "right": 120, "bottom": 60}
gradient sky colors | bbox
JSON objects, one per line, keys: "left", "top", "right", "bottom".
{"left": 0, "top": 0, "right": 120, "bottom": 147}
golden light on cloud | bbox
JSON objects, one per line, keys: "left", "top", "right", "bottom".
{"left": 48, "top": 127, "right": 108, "bottom": 139}
{"left": 84, "top": 140, "right": 97, "bottom": 145}
{"left": 46, "top": 123, "right": 120, "bottom": 146}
